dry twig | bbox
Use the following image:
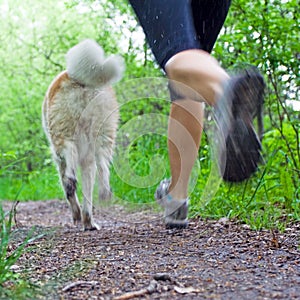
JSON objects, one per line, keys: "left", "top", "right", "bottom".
{"left": 113, "top": 280, "right": 157, "bottom": 300}
{"left": 271, "top": 229, "right": 280, "bottom": 248}
{"left": 62, "top": 280, "right": 98, "bottom": 292}
{"left": 12, "top": 200, "right": 20, "bottom": 228}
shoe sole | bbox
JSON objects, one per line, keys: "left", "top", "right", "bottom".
{"left": 217, "top": 69, "right": 265, "bottom": 182}
{"left": 165, "top": 221, "right": 188, "bottom": 229}
{"left": 223, "top": 118, "right": 262, "bottom": 182}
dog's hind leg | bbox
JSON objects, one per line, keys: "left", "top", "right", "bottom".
{"left": 55, "top": 142, "right": 81, "bottom": 225}
{"left": 80, "top": 153, "right": 99, "bottom": 231}
{"left": 96, "top": 146, "right": 113, "bottom": 201}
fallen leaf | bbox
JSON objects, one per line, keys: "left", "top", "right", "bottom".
{"left": 174, "top": 286, "right": 201, "bottom": 294}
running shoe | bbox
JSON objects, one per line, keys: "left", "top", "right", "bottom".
{"left": 215, "top": 68, "right": 265, "bottom": 182}
{"left": 155, "top": 179, "right": 189, "bottom": 229}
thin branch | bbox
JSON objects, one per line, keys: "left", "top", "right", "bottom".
{"left": 113, "top": 280, "right": 157, "bottom": 300}
{"left": 62, "top": 281, "right": 98, "bottom": 292}
{"left": 12, "top": 201, "right": 20, "bottom": 228}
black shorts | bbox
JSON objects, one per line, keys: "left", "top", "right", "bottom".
{"left": 129, "top": 0, "right": 231, "bottom": 70}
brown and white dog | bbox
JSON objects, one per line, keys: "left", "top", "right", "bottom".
{"left": 42, "top": 39, "right": 124, "bottom": 230}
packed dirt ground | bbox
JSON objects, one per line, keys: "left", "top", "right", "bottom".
{"left": 3, "top": 199, "right": 300, "bottom": 299}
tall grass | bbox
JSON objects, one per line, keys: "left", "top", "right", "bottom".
{"left": 0, "top": 202, "right": 42, "bottom": 298}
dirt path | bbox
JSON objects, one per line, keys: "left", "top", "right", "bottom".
{"left": 4, "top": 200, "right": 300, "bottom": 300}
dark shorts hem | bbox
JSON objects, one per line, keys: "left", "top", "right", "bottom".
{"left": 129, "top": 0, "right": 231, "bottom": 70}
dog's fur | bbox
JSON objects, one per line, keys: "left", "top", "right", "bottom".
{"left": 42, "top": 39, "right": 124, "bottom": 230}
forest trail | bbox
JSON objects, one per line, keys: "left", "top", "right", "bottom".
{"left": 3, "top": 200, "right": 300, "bottom": 300}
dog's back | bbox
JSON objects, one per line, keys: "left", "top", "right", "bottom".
{"left": 42, "top": 39, "right": 124, "bottom": 230}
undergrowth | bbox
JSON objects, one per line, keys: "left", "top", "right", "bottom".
{"left": 0, "top": 203, "right": 42, "bottom": 299}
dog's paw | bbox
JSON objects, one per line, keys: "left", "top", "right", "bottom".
{"left": 82, "top": 211, "right": 100, "bottom": 231}
{"left": 84, "top": 221, "right": 100, "bottom": 231}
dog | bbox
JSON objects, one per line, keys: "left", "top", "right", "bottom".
{"left": 42, "top": 39, "right": 125, "bottom": 230}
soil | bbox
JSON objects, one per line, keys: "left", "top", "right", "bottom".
{"left": 3, "top": 199, "right": 300, "bottom": 300}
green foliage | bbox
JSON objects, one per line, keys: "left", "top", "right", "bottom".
{"left": 206, "top": 0, "right": 299, "bottom": 228}
{"left": 0, "top": 204, "right": 40, "bottom": 299}
{"left": 0, "top": 0, "right": 299, "bottom": 231}
{"left": 0, "top": 206, "right": 18, "bottom": 286}
{"left": 0, "top": 0, "right": 160, "bottom": 202}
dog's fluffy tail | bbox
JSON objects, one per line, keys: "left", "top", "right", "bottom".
{"left": 66, "top": 39, "right": 125, "bottom": 88}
